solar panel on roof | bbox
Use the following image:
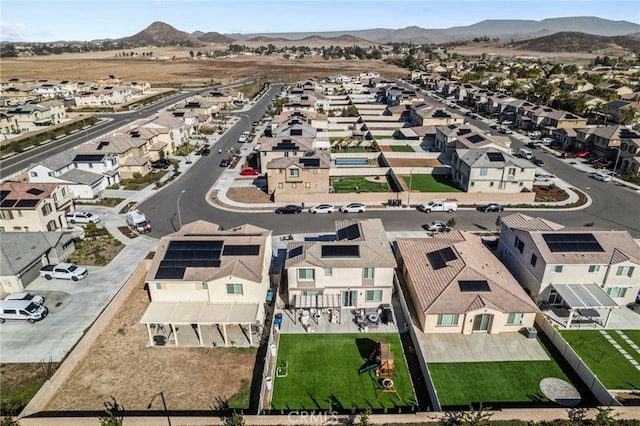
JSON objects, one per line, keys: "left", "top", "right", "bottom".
{"left": 321, "top": 245, "right": 360, "bottom": 258}
{"left": 288, "top": 246, "right": 303, "bottom": 259}
{"left": 486, "top": 152, "right": 505, "bottom": 162}
{"left": 155, "top": 266, "right": 185, "bottom": 280}
{"left": 97, "top": 141, "right": 109, "bottom": 150}
{"left": 273, "top": 140, "right": 299, "bottom": 151}
{"left": 223, "top": 244, "right": 260, "bottom": 256}
{"left": 336, "top": 223, "right": 361, "bottom": 241}
{"left": 74, "top": 154, "right": 104, "bottom": 162}
{"left": 0, "top": 190, "right": 10, "bottom": 201}
{"left": 459, "top": 280, "right": 491, "bottom": 292}
{"left": 26, "top": 188, "right": 44, "bottom": 196}
{"left": 15, "top": 199, "right": 39, "bottom": 208}
{"left": 468, "top": 135, "right": 486, "bottom": 144}
{"left": 300, "top": 158, "right": 320, "bottom": 167}
{"left": 1, "top": 199, "right": 17, "bottom": 208}
{"left": 542, "top": 233, "right": 604, "bottom": 253}
{"left": 426, "top": 247, "right": 458, "bottom": 270}
{"left": 290, "top": 129, "right": 303, "bottom": 136}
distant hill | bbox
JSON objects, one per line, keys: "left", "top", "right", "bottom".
{"left": 508, "top": 31, "right": 640, "bottom": 53}
{"left": 117, "top": 21, "right": 203, "bottom": 48}
{"left": 372, "top": 26, "right": 453, "bottom": 44}
{"left": 197, "top": 32, "right": 236, "bottom": 43}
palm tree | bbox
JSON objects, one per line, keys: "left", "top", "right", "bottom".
{"left": 620, "top": 107, "right": 639, "bottom": 125}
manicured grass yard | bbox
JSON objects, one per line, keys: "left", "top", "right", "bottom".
{"left": 402, "top": 174, "right": 461, "bottom": 192}
{"left": 332, "top": 177, "right": 388, "bottom": 193}
{"left": 560, "top": 330, "right": 640, "bottom": 390}
{"left": 390, "top": 145, "right": 415, "bottom": 152}
{"left": 271, "top": 334, "right": 416, "bottom": 410}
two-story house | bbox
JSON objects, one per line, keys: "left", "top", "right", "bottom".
{"left": 285, "top": 219, "right": 396, "bottom": 313}
{"left": 396, "top": 231, "right": 538, "bottom": 334}
{"left": 0, "top": 182, "right": 72, "bottom": 233}
{"left": 575, "top": 125, "right": 640, "bottom": 161}
{"left": 140, "top": 220, "right": 272, "bottom": 347}
{"left": 265, "top": 149, "right": 331, "bottom": 201}
{"left": 498, "top": 213, "right": 640, "bottom": 309}
{"left": 451, "top": 147, "right": 536, "bottom": 193}
{"left": 79, "top": 136, "right": 150, "bottom": 179}
{"left": 435, "top": 124, "right": 512, "bottom": 160}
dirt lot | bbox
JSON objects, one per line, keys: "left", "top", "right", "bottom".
{"left": 44, "top": 275, "right": 256, "bottom": 411}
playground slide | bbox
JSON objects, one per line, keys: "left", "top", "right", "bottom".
{"left": 358, "top": 362, "right": 379, "bottom": 375}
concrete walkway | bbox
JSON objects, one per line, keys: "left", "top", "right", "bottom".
{"left": 599, "top": 330, "right": 640, "bottom": 371}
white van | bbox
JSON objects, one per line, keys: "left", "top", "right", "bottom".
{"left": 5, "top": 292, "right": 45, "bottom": 305}
{"left": 518, "top": 148, "right": 533, "bottom": 160}
{"left": 0, "top": 300, "right": 48, "bottom": 324}
{"left": 126, "top": 209, "right": 151, "bottom": 233}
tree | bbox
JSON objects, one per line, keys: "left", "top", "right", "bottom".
{"left": 594, "top": 407, "right": 619, "bottom": 426}
{"left": 224, "top": 412, "right": 246, "bottom": 426}
{"left": 189, "top": 50, "right": 194, "bottom": 58}
{"left": 620, "top": 107, "right": 639, "bottom": 125}
{"left": 357, "top": 409, "right": 372, "bottom": 426}
{"left": 446, "top": 218, "right": 456, "bottom": 229}
{"left": 98, "top": 397, "right": 123, "bottom": 426}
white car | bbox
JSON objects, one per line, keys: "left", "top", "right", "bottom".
{"left": 591, "top": 172, "right": 612, "bottom": 182}
{"left": 4, "top": 292, "right": 45, "bottom": 305}
{"left": 527, "top": 131, "right": 541, "bottom": 137}
{"left": 309, "top": 204, "right": 335, "bottom": 214}
{"left": 66, "top": 211, "right": 101, "bottom": 224}
{"left": 425, "top": 221, "right": 450, "bottom": 232}
{"left": 339, "top": 203, "right": 366, "bottom": 213}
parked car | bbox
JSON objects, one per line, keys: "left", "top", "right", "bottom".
{"left": 219, "top": 159, "right": 230, "bottom": 167}
{"left": 534, "top": 174, "right": 552, "bottom": 183}
{"left": 66, "top": 211, "right": 101, "bottom": 224}
{"left": 4, "top": 292, "right": 45, "bottom": 305}
{"left": 239, "top": 168, "right": 260, "bottom": 176}
{"left": 151, "top": 159, "right": 171, "bottom": 169}
{"left": 201, "top": 148, "right": 211, "bottom": 156}
{"left": 590, "top": 172, "right": 612, "bottom": 182}
{"left": 527, "top": 131, "right": 541, "bottom": 137}
{"left": 576, "top": 151, "right": 591, "bottom": 158}
{"left": 561, "top": 152, "right": 577, "bottom": 159}
{"left": 252, "top": 121, "right": 259, "bottom": 126}
{"left": 498, "top": 127, "right": 512, "bottom": 134}
{"left": 534, "top": 159, "right": 545, "bottom": 167}
{"left": 489, "top": 124, "right": 499, "bottom": 129}
{"left": 595, "top": 160, "right": 614, "bottom": 169}
{"left": 39, "top": 263, "right": 88, "bottom": 281}
{"left": 477, "top": 203, "right": 504, "bottom": 213}
{"left": 275, "top": 205, "right": 302, "bottom": 214}
{"left": 340, "top": 203, "right": 366, "bottom": 213}
{"left": 309, "top": 204, "right": 335, "bottom": 214}
{"left": 425, "top": 221, "right": 450, "bottom": 232}
{"left": 527, "top": 142, "right": 540, "bottom": 149}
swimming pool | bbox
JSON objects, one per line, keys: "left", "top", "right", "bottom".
{"left": 335, "top": 158, "right": 369, "bottom": 166}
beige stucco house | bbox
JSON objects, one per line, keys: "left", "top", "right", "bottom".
{"left": 0, "top": 182, "right": 72, "bottom": 233}
{"left": 396, "top": 231, "right": 539, "bottom": 334}
{"left": 265, "top": 149, "right": 331, "bottom": 200}
{"left": 140, "top": 220, "right": 273, "bottom": 347}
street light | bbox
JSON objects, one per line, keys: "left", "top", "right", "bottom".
{"left": 147, "top": 391, "right": 171, "bottom": 426}
{"left": 177, "top": 190, "right": 186, "bottom": 230}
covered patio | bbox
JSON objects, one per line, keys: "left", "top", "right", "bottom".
{"left": 547, "top": 284, "right": 620, "bottom": 329}
{"left": 140, "top": 302, "right": 262, "bottom": 347}
{"left": 288, "top": 293, "right": 343, "bottom": 327}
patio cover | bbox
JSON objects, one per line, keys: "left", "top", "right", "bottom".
{"left": 552, "top": 284, "right": 619, "bottom": 309}
{"left": 292, "top": 294, "right": 341, "bottom": 309}
{"left": 140, "top": 302, "right": 260, "bottom": 325}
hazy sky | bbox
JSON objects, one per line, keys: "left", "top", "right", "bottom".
{"left": 1, "top": 0, "right": 639, "bottom": 42}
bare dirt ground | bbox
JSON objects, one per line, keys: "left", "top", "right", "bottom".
{"left": 225, "top": 187, "right": 271, "bottom": 204}
{"left": 386, "top": 158, "right": 445, "bottom": 168}
{"left": 44, "top": 275, "right": 256, "bottom": 411}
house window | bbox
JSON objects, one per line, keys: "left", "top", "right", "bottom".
{"left": 363, "top": 267, "right": 374, "bottom": 279}
{"left": 302, "top": 291, "right": 322, "bottom": 296}
{"left": 516, "top": 239, "right": 524, "bottom": 254}
{"left": 508, "top": 168, "right": 516, "bottom": 177}
{"left": 155, "top": 282, "right": 166, "bottom": 290}
{"left": 292, "top": 183, "right": 297, "bottom": 188}
{"left": 52, "top": 193, "right": 58, "bottom": 203}
{"left": 46, "top": 220, "right": 57, "bottom": 231}
{"left": 48, "top": 172, "right": 55, "bottom": 177}
{"left": 480, "top": 167, "right": 488, "bottom": 176}
{"left": 437, "top": 314, "right": 459, "bottom": 326}
{"left": 1, "top": 210, "right": 13, "bottom": 220}
{"left": 30, "top": 172, "right": 37, "bottom": 177}
{"left": 200, "top": 283, "right": 208, "bottom": 290}
{"left": 606, "top": 287, "right": 627, "bottom": 298}
{"left": 290, "top": 169, "right": 299, "bottom": 177}
{"left": 278, "top": 169, "right": 283, "bottom": 174}
{"left": 325, "top": 268, "right": 332, "bottom": 276}
{"left": 507, "top": 313, "right": 525, "bottom": 325}
{"left": 499, "top": 182, "right": 506, "bottom": 190}
{"left": 277, "top": 183, "right": 284, "bottom": 189}
{"left": 552, "top": 265, "right": 563, "bottom": 273}
{"left": 305, "top": 182, "right": 310, "bottom": 188}
{"left": 42, "top": 204, "right": 52, "bottom": 215}
{"left": 588, "top": 265, "right": 601, "bottom": 273}
{"left": 0, "top": 227, "right": 4, "bottom": 232}
{"left": 530, "top": 253, "right": 537, "bottom": 267}
{"left": 366, "top": 290, "right": 383, "bottom": 302}
{"left": 298, "top": 269, "right": 315, "bottom": 280}
{"left": 226, "top": 283, "right": 243, "bottom": 295}
{"left": 616, "top": 266, "right": 634, "bottom": 277}
{"left": 16, "top": 210, "right": 22, "bottom": 217}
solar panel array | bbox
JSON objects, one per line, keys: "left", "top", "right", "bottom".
{"left": 74, "top": 154, "right": 104, "bottom": 162}
{"left": 542, "top": 233, "right": 604, "bottom": 253}
{"left": 16, "top": 199, "right": 39, "bottom": 208}
{"left": 222, "top": 244, "right": 260, "bottom": 256}
{"left": 459, "top": 280, "right": 491, "bottom": 292}
{"left": 288, "top": 246, "right": 303, "bottom": 259}
{"left": 26, "top": 188, "right": 44, "bottom": 196}
{"left": 300, "top": 158, "right": 320, "bottom": 167}
{"left": 0, "top": 190, "right": 11, "bottom": 201}
{"left": 336, "top": 223, "right": 361, "bottom": 241}
{"left": 486, "top": 152, "right": 505, "bottom": 162}
{"left": 468, "top": 135, "right": 486, "bottom": 144}
{"left": 321, "top": 245, "right": 360, "bottom": 258}
{"left": 426, "top": 247, "right": 458, "bottom": 270}
{"left": 155, "top": 240, "right": 223, "bottom": 279}
{"left": 273, "top": 140, "right": 299, "bottom": 151}
{"left": 1, "top": 199, "right": 17, "bottom": 207}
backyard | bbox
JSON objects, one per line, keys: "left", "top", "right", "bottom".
{"left": 271, "top": 333, "right": 416, "bottom": 411}
{"left": 402, "top": 174, "right": 462, "bottom": 193}
{"left": 332, "top": 177, "right": 389, "bottom": 193}
{"left": 559, "top": 330, "right": 640, "bottom": 390}
{"left": 390, "top": 145, "right": 415, "bottom": 153}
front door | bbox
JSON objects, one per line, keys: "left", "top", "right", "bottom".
{"left": 473, "top": 314, "right": 492, "bottom": 332}
{"left": 341, "top": 290, "right": 358, "bottom": 307}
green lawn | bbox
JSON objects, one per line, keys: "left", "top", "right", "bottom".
{"left": 390, "top": 145, "right": 415, "bottom": 152}
{"left": 271, "top": 334, "right": 416, "bottom": 410}
{"left": 332, "top": 177, "right": 389, "bottom": 193}
{"left": 560, "top": 330, "right": 640, "bottom": 390}
{"left": 622, "top": 330, "right": 640, "bottom": 347}
{"left": 608, "top": 332, "right": 640, "bottom": 364}
{"left": 429, "top": 359, "right": 572, "bottom": 407}
{"left": 402, "top": 174, "right": 461, "bottom": 192}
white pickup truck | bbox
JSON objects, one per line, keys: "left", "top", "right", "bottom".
{"left": 418, "top": 199, "right": 458, "bottom": 213}
{"left": 39, "top": 263, "right": 88, "bottom": 281}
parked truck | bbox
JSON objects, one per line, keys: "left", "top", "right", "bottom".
{"left": 126, "top": 209, "right": 151, "bottom": 233}
{"left": 417, "top": 199, "right": 458, "bottom": 213}
{"left": 39, "top": 263, "right": 88, "bottom": 281}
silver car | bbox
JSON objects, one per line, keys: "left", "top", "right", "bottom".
{"left": 309, "top": 204, "right": 335, "bottom": 214}
{"left": 340, "top": 203, "right": 366, "bottom": 213}
{"left": 425, "top": 221, "right": 450, "bottom": 232}
{"left": 66, "top": 211, "right": 101, "bottom": 224}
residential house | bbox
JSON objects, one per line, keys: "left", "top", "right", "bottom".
{"left": 498, "top": 213, "right": 640, "bottom": 308}
{"left": 604, "top": 100, "right": 640, "bottom": 125}
{"left": 97, "top": 75, "right": 124, "bottom": 87}
{"left": 396, "top": 231, "right": 538, "bottom": 334}
{"left": 0, "top": 231, "right": 76, "bottom": 293}
{"left": 6, "top": 104, "right": 62, "bottom": 133}
{"left": 1, "top": 86, "right": 37, "bottom": 104}
{"left": 285, "top": 218, "right": 397, "bottom": 312}
{"left": 33, "top": 83, "right": 70, "bottom": 100}
{"left": 139, "top": 112, "right": 188, "bottom": 157}
{"left": 574, "top": 125, "right": 640, "bottom": 160}
{"left": 140, "top": 220, "right": 272, "bottom": 347}
{"left": 0, "top": 112, "right": 18, "bottom": 136}
{"left": 618, "top": 136, "right": 640, "bottom": 174}
{"left": 257, "top": 136, "right": 315, "bottom": 172}
{"left": 265, "top": 149, "right": 331, "bottom": 200}
{"left": 201, "top": 89, "right": 244, "bottom": 110}
{"left": 0, "top": 182, "right": 72, "bottom": 233}
{"left": 409, "top": 102, "right": 465, "bottom": 127}
{"left": 435, "top": 124, "right": 512, "bottom": 160}
{"left": 560, "top": 78, "right": 593, "bottom": 94}
{"left": 452, "top": 147, "right": 536, "bottom": 193}
{"left": 79, "top": 136, "right": 151, "bottom": 179}
{"left": 74, "top": 86, "right": 132, "bottom": 107}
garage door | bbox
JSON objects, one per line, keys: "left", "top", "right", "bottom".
{"left": 20, "top": 260, "right": 43, "bottom": 288}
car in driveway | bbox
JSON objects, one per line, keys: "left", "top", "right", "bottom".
{"left": 527, "top": 131, "right": 541, "bottom": 137}
{"left": 219, "top": 159, "right": 230, "bottom": 167}
{"left": 340, "top": 203, "right": 366, "bottom": 213}
{"left": 534, "top": 174, "right": 552, "bottom": 183}
{"left": 4, "top": 292, "right": 45, "bottom": 305}
{"left": 590, "top": 172, "right": 612, "bottom": 182}
{"left": 425, "top": 221, "right": 450, "bottom": 232}
{"left": 151, "top": 159, "right": 171, "bottom": 169}
{"left": 477, "top": 203, "right": 504, "bottom": 213}
{"left": 309, "top": 204, "right": 335, "bottom": 214}
{"left": 576, "top": 151, "right": 591, "bottom": 158}
{"left": 275, "top": 205, "right": 302, "bottom": 214}
{"left": 66, "top": 211, "right": 101, "bottom": 224}
{"left": 534, "top": 159, "right": 545, "bottom": 167}
{"left": 239, "top": 168, "right": 260, "bottom": 176}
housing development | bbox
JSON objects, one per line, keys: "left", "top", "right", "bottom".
{"left": 1, "top": 13, "right": 640, "bottom": 426}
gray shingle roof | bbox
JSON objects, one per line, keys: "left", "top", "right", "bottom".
{"left": 0, "top": 232, "right": 72, "bottom": 275}
{"left": 58, "top": 169, "right": 104, "bottom": 186}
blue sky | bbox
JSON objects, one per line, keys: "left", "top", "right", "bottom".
{"left": 1, "top": 0, "right": 639, "bottom": 42}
